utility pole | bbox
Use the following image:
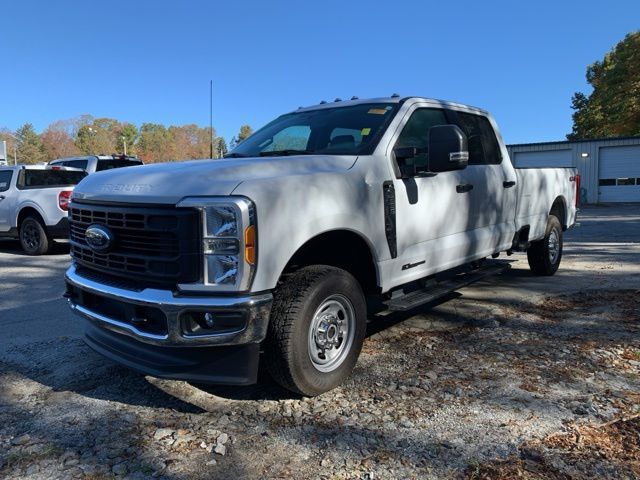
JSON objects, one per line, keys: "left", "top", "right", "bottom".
{"left": 122, "top": 136, "right": 127, "bottom": 155}
{"left": 209, "top": 80, "right": 214, "bottom": 159}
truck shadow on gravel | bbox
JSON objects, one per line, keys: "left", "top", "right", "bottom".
{"left": 0, "top": 238, "right": 70, "bottom": 255}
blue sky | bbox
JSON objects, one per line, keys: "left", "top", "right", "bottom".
{"left": 1, "top": 0, "right": 638, "bottom": 144}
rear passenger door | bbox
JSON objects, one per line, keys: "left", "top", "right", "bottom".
{"left": 451, "top": 111, "right": 517, "bottom": 254}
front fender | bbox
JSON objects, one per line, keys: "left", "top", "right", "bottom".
{"left": 233, "top": 170, "right": 387, "bottom": 292}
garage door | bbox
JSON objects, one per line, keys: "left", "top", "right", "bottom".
{"left": 513, "top": 149, "right": 573, "bottom": 168}
{"left": 598, "top": 145, "right": 640, "bottom": 203}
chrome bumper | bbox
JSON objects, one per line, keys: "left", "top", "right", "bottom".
{"left": 64, "top": 265, "right": 272, "bottom": 347}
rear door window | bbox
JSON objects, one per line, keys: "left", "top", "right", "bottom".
{"left": 453, "top": 112, "right": 502, "bottom": 165}
{"left": 65, "top": 160, "right": 89, "bottom": 170}
{"left": 0, "top": 170, "right": 13, "bottom": 192}
{"left": 96, "top": 159, "right": 143, "bottom": 171}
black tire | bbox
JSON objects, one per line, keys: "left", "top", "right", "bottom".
{"left": 265, "top": 265, "right": 367, "bottom": 396}
{"left": 19, "top": 215, "right": 51, "bottom": 255}
{"left": 527, "top": 215, "right": 563, "bottom": 276}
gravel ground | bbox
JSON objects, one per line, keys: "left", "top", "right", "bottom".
{"left": 0, "top": 204, "right": 638, "bottom": 479}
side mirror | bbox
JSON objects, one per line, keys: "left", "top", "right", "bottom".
{"left": 393, "top": 146, "right": 418, "bottom": 178}
{"left": 428, "top": 125, "right": 469, "bottom": 172}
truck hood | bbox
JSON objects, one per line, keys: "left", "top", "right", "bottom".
{"left": 72, "top": 155, "right": 357, "bottom": 204}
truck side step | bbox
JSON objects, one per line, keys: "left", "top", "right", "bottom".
{"left": 383, "top": 262, "right": 511, "bottom": 311}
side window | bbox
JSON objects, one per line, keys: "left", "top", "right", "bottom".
{"left": 0, "top": 170, "right": 12, "bottom": 192}
{"left": 395, "top": 108, "right": 448, "bottom": 169}
{"left": 455, "top": 112, "right": 502, "bottom": 165}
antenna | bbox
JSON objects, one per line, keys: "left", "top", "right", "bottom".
{"left": 209, "top": 80, "right": 214, "bottom": 158}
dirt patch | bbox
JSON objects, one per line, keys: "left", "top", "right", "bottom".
{"left": 465, "top": 415, "right": 640, "bottom": 480}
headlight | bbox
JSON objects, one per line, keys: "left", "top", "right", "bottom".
{"left": 177, "top": 197, "right": 256, "bottom": 292}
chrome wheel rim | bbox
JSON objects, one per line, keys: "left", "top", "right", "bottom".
{"left": 21, "top": 223, "right": 40, "bottom": 250}
{"left": 308, "top": 294, "right": 355, "bottom": 373}
{"left": 548, "top": 229, "right": 560, "bottom": 264}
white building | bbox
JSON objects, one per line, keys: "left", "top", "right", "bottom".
{"left": 508, "top": 136, "right": 640, "bottom": 204}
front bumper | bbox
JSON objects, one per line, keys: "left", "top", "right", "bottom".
{"left": 64, "top": 264, "right": 273, "bottom": 384}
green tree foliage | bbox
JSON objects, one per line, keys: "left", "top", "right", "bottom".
{"left": 568, "top": 31, "right": 640, "bottom": 139}
{"left": 116, "top": 123, "right": 139, "bottom": 155}
{"left": 137, "top": 123, "right": 172, "bottom": 162}
{"left": 215, "top": 137, "right": 228, "bottom": 158}
{"left": 16, "top": 123, "right": 46, "bottom": 164}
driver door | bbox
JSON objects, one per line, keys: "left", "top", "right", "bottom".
{"left": 391, "top": 107, "right": 476, "bottom": 284}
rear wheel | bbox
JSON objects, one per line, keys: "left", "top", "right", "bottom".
{"left": 527, "top": 215, "right": 563, "bottom": 276}
{"left": 19, "top": 215, "right": 51, "bottom": 255}
{"left": 265, "top": 266, "right": 366, "bottom": 396}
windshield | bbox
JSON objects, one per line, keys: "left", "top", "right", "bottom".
{"left": 228, "top": 103, "right": 398, "bottom": 157}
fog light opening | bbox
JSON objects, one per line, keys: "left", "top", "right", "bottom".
{"left": 204, "top": 312, "right": 216, "bottom": 328}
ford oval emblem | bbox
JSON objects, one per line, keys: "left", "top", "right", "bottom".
{"left": 85, "top": 224, "right": 114, "bottom": 253}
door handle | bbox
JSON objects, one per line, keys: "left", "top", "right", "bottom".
{"left": 456, "top": 184, "right": 474, "bottom": 193}
{"left": 0, "top": 195, "right": 5, "bottom": 200}
{"left": 503, "top": 180, "right": 516, "bottom": 188}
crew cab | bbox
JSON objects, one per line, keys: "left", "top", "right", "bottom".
{"left": 49, "top": 154, "right": 143, "bottom": 174}
{"left": 0, "top": 165, "right": 87, "bottom": 254}
{"left": 64, "top": 96, "right": 579, "bottom": 395}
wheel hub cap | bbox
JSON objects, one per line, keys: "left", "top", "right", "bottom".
{"left": 308, "top": 294, "right": 356, "bottom": 373}
{"left": 548, "top": 229, "right": 560, "bottom": 264}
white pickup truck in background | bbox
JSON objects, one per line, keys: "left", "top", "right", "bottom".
{"left": 65, "top": 96, "right": 579, "bottom": 395}
{"left": 0, "top": 165, "right": 87, "bottom": 254}
{"left": 49, "top": 154, "right": 143, "bottom": 174}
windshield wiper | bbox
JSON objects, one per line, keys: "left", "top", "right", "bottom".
{"left": 223, "top": 152, "right": 247, "bottom": 158}
{"left": 259, "top": 149, "right": 313, "bottom": 157}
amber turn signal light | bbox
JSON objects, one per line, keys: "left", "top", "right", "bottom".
{"left": 244, "top": 225, "right": 256, "bottom": 265}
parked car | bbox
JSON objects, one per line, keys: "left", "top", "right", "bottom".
{"left": 0, "top": 165, "right": 87, "bottom": 254}
{"left": 49, "top": 154, "right": 143, "bottom": 174}
{"left": 64, "top": 96, "right": 579, "bottom": 395}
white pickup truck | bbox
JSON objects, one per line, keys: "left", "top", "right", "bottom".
{"left": 65, "top": 96, "right": 579, "bottom": 395}
{"left": 0, "top": 165, "right": 87, "bottom": 254}
{"left": 49, "top": 154, "right": 143, "bottom": 174}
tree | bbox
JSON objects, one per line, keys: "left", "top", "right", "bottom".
{"left": 215, "top": 137, "right": 228, "bottom": 158}
{"left": 237, "top": 124, "right": 253, "bottom": 142}
{"left": 41, "top": 120, "right": 81, "bottom": 160}
{"left": 0, "top": 129, "right": 18, "bottom": 164}
{"left": 568, "top": 31, "right": 640, "bottom": 139}
{"left": 116, "top": 123, "right": 139, "bottom": 155}
{"left": 16, "top": 123, "right": 46, "bottom": 164}
{"left": 75, "top": 118, "right": 118, "bottom": 155}
{"left": 137, "top": 123, "right": 173, "bottom": 163}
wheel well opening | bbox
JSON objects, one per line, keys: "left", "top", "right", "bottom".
{"left": 550, "top": 197, "right": 567, "bottom": 230}
{"left": 283, "top": 231, "right": 379, "bottom": 294}
{"left": 17, "top": 207, "right": 44, "bottom": 227}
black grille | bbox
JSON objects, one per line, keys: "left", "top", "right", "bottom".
{"left": 69, "top": 202, "right": 200, "bottom": 287}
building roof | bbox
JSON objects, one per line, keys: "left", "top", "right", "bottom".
{"left": 508, "top": 135, "right": 640, "bottom": 148}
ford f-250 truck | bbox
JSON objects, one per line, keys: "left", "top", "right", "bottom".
{"left": 64, "top": 96, "right": 579, "bottom": 396}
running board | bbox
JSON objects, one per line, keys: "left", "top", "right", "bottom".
{"left": 383, "top": 262, "right": 511, "bottom": 312}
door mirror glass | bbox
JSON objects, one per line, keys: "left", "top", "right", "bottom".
{"left": 428, "top": 125, "right": 469, "bottom": 172}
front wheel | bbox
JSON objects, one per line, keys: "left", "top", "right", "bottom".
{"left": 19, "top": 215, "right": 51, "bottom": 255}
{"left": 265, "top": 266, "right": 366, "bottom": 396}
{"left": 527, "top": 215, "right": 563, "bottom": 276}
